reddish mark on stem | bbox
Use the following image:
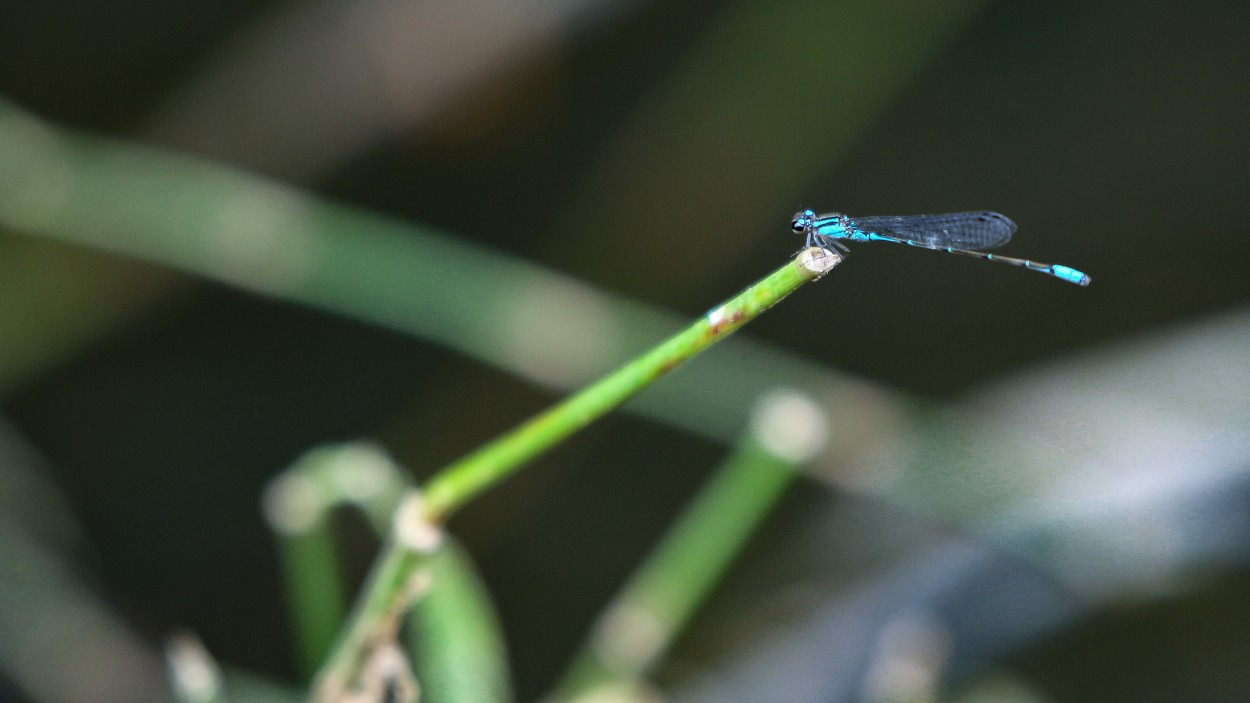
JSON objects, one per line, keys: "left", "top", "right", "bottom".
{"left": 655, "top": 358, "right": 680, "bottom": 377}
{"left": 706, "top": 306, "right": 745, "bottom": 336}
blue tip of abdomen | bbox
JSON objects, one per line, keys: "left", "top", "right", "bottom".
{"left": 1052, "top": 264, "right": 1091, "bottom": 286}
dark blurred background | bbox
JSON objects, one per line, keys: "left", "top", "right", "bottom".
{"left": 2, "top": 0, "right": 1249, "bottom": 701}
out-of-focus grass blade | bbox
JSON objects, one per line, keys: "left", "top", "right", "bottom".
{"left": 407, "top": 542, "right": 513, "bottom": 703}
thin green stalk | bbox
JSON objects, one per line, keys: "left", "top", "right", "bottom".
{"left": 421, "top": 249, "right": 839, "bottom": 523}
{"left": 407, "top": 543, "right": 513, "bottom": 703}
{"left": 264, "top": 444, "right": 410, "bottom": 677}
{"left": 550, "top": 391, "right": 827, "bottom": 700}
{"left": 556, "top": 439, "right": 796, "bottom": 697}
{"left": 312, "top": 511, "right": 431, "bottom": 703}
{"left": 314, "top": 249, "right": 840, "bottom": 701}
{"left": 279, "top": 527, "right": 348, "bottom": 677}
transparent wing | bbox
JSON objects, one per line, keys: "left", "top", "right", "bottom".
{"left": 850, "top": 211, "right": 1016, "bottom": 251}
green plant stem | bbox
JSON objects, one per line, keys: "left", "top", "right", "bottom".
{"left": 407, "top": 543, "right": 513, "bottom": 703}
{"left": 279, "top": 526, "right": 348, "bottom": 678}
{"left": 266, "top": 445, "right": 511, "bottom": 702}
{"left": 312, "top": 518, "right": 431, "bottom": 703}
{"left": 551, "top": 435, "right": 801, "bottom": 700}
{"left": 265, "top": 444, "right": 409, "bottom": 677}
{"left": 288, "top": 474, "right": 512, "bottom": 703}
{"left": 421, "top": 249, "right": 837, "bottom": 523}
{"left": 314, "top": 249, "right": 839, "bottom": 700}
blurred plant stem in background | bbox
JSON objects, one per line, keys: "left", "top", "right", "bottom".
{"left": 264, "top": 444, "right": 409, "bottom": 677}
{"left": 549, "top": 391, "right": 825, "bottom": 701}
{"left": 0, "top": 96, "right": 897, "bottom": 469}
{"left": 0, "top": 235, "right": 186, "bottom": 393}
{"left": 265, "top": 443, "right": 511, "bottom": 703}
{"left": 0, "top": 419, "right": 173, "bottom": 703}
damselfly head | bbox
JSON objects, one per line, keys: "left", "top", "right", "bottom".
{"left": 790, "top": 209, "right": 816, "bottom": 234}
